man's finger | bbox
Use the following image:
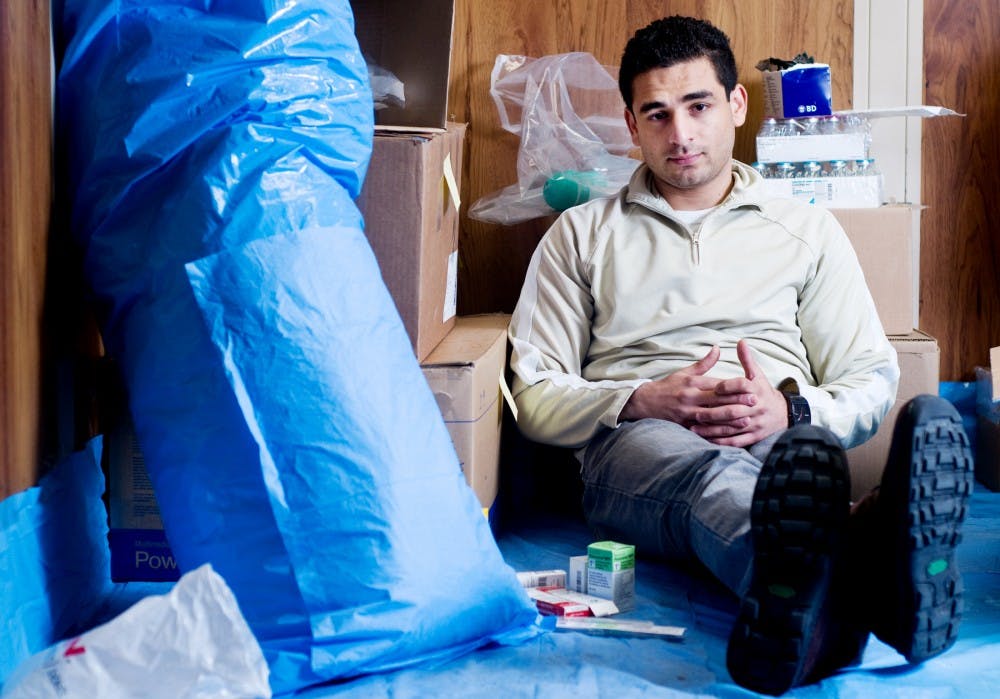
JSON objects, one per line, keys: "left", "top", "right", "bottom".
{"left": 688, "top": 345, "right": 721, "bottom": 376}
{"left": 737, "top": 339, "right": 758, "bottom": 381}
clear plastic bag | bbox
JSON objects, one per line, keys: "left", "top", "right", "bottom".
{"left": 366, "top": 58, "right": 405, "bottom": 111}
{"left": 468, "top": 52, "right": 640, "bottom": 225}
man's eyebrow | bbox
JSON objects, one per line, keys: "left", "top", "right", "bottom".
{"left": 637, "top": 90, "right": 716, "bottom": 113}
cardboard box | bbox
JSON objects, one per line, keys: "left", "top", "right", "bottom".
{"left": 421, "top": 314, "right": 509, "bottom": 507}
{"left": 105, "top": 413, "right": 180, "bottom": 583}
{"left": 358, "top": 123, "right": 465, "bottom": 360}
{"left": 761, "top": 63, "right": 833, "bottom": 119}
{"left": 846, "top": 330, "right": 939, "bottom": 500}
{"left": 832, "top": 205, "right": 917, "bottom": 335}
{"left": 350, "top": 0, "right": 454, "bottom": 131}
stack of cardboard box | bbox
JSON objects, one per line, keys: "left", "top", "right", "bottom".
{"left": 829, "top": 206, "right": 940, "bottom": 498}
{"left": 354, "top": 0, "right": 507, "bottom": 518}
{"left": 758, "top": 84, "right": 939, "bottom": 499}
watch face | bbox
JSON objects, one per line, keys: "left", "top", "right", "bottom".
{"left": 789, "top": 394, "right": 811, "bottom": 426}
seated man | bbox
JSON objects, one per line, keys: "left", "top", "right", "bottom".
{"left": 507, "top": 15, "right": 974, "bottom": 695}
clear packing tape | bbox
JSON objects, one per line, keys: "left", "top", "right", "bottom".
{"left": 468, "top": 53, "right": 640, "bottom": 225}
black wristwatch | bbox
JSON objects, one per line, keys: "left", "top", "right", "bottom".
{"left": 778, "top": 378, "right": 811, "bottom": 428}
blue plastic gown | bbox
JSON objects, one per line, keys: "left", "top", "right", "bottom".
{"left": 52, "top": 1, "right": 539, "bottom": 693}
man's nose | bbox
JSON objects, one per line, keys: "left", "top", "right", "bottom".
{"left": 670, "top": 114, "right": 695, "bottom": 145}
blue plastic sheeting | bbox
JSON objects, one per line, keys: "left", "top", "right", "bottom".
{"left": 0, "top": 439, "right": 111, "bottom": 683}
{"left": 53, "top": 1, "right": 540, "bottom": 694}
{"left": 942, "top": 381, "right": 979, "bottom": 452}
{"left": 299, "top": 488, "right": 1000, "bottom": 698}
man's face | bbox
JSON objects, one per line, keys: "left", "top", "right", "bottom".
{"left": 624, "top": 56, "right": 748, "bottom": 209}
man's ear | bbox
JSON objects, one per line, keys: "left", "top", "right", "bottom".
{"left": 730, "top": 84, "right": 748, "bottom": 127}
{"left": 624, "top": 107, "right": 640, "bottom": 146}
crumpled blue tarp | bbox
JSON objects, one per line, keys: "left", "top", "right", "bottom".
{"left": 0, "top": 438, "right": 110, "bottom": 684}
{"left": 298, "top": 490, "right": 1000, "bottom": 698}
{"left": 53, "top": 1, "right": 539, "bottom": 694}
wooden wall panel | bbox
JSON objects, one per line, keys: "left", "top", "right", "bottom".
{"left": 0, "top": 1, "right": 51, "bottom": 497}
{"left": 450, "top": 0, "right": 854, "bottom": 314}
{"left": 922, "top": 0, "right": 1000, "bottom": 380}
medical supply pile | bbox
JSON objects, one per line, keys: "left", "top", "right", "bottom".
{"left": 516, "top": 540, "right": 686, "bottom": 640}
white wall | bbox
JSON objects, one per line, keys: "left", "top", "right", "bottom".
{"left": 853, "top": 0, "right": 924, "bottom": 205}
{"left": 853, "top": 0, "right": 923, "bottom": 328}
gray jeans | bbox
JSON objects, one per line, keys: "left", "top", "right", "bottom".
{"left": 577, "top": 418, "right": 782, "bottom": 596}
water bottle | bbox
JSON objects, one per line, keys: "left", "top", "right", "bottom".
{"left": 803, "top": 161, "right": 823, "bottom": 178}
{"left": 853, "top": 158, "right": 880, "bottom": 177}
{"left": 758, "top": 118, "right": 779, "bottom": 138}
{"left": 775, "top": 162, "right": 797, "bottom": 179}
{"left": 819, "top": 115, "right": 841, "bottom": 135}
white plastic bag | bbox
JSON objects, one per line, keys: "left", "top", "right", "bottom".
{"left": 1, "top": 565, "right": 270, "bottom": 699}
{"left": 469, "top": 52, "right": 640, "bottom": 225}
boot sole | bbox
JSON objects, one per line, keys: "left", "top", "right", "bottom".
{"left": 876, "top": 394, "right": 974, "bottom": 663}
{"left": 727, "top": 426, "right": 851, "bottom": 695}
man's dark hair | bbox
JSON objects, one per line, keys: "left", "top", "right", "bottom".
{"left": 619, "top": 16, "right": 738, "bottom": 111}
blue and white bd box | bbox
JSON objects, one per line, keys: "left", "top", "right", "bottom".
{"left": 761, "top": 63, "right": 832, "bottom": 119}
{"left": 106, "top": 413, "right": 180, "bottom": 583}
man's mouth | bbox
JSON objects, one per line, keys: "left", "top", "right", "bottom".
{"left": 669, "top": 152, "right": 701, "bottom": 167}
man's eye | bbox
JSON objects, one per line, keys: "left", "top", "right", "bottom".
{"left": 692, "top": 103, "right": 710, "bottom": 113}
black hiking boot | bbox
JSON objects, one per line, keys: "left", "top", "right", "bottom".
{"left": 727, "top": 425, "right": 853, "bottom": 695}
{"left": 857, "top": 394, "right": 975, "bottom": 663}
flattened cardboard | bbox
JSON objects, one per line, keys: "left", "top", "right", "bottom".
{"left": 832, "top": 205, "right": 918, "bottom": 335}
{"left": 358, "top": 123, "right": 465, "bottom": 360}
{"left": 846, "top": 330, "right": 939, "bottom": 500}
{"left": 421, "top": 314, "right": 510, "bottom": 507}
{"left": 351, "top": 0, "right": 455, "bottom": 131}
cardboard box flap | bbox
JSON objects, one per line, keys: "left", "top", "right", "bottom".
{"left": 423, "top": 314, "right": 510, "bottom": 368}
{"left": 884, "top": 329, "right": 938, "bottom": 351}
{"left": 351, "top": 0, "right": 455, "bottom": 131}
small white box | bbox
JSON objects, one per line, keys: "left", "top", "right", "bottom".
{"left": 587, "top": 541, "right": 636, "bottom": 612}
{"left": 569, "top": 555, "right": 588, "bottom": 593}
{"left": 516, "top": 569, "right": 567, "bottom": 588}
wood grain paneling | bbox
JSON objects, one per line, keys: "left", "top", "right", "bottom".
{"left": 0, "top": 1, "right": 51, "bottom": 497}
{"left": 450, "top": 0, "right": 854, "bottom": 314}
{"left": 922, "top": 0, "right": 1000, "bottom": 380}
